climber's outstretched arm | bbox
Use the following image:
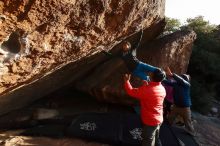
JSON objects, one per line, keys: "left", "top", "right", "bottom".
{"left": 130, "top": 30, "right": 143, "bottom": 56}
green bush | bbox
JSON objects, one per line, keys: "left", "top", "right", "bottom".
{"left": 190, "top": 79, "right": 211, "bottom": 114}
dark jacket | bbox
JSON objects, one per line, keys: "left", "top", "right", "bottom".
{"left": 120, "top": 49, "right": 139, "bottom": 71}
{"left": 162, "top": 74, "right": 191, "bottom": 107}
{"left": 102, "top": 32, "right": 142, "bottom": 72}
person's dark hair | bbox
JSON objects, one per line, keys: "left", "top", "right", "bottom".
{"left": 152, "top": 69, "right": 166, "bottom": 82}
{"left": 122, "top": 41, "right": 131, "bottom": 49}
{"left": 181, "top": 74, "right": 190, "bottom": 82}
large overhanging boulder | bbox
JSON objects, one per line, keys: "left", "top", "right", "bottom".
{"left": 75, "top": 30, "right": 197, "bottom": 105}
{"left": 0, "top": 0, "right": 165, "bottom": 115}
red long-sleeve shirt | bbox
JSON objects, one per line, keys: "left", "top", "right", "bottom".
{"left": 124, "top": 81, "right": 166, "bottom": 126}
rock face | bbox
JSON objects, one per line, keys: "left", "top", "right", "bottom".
{"left": 0, "top": 0, "right": 166, "bottom": 115}
{"left": 0, "top": 0, "right": 165, "bottom": 92}
{"left": 76, "top": 30, "right": 196, "bottom": 104}
{"left": 0, "top": 0, "right": 197, "bottom": 115}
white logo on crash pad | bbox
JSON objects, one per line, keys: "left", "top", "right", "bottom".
{"left": 80, "top": 122, "right": 97, "bottom": 131}
{"left": 129, "top": 128, "right": 143, "bottom": 140}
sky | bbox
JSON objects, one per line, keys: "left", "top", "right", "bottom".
{"left": 165, "top": 0, "right": 220, "bottom": 25}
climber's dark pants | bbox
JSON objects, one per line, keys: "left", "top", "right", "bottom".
{"left": 142, "top": 124, "right": 162, "bottom": 146}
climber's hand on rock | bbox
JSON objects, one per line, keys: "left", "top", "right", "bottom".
{"left": 165, "top": 67, "right": 173, "bottom": 76}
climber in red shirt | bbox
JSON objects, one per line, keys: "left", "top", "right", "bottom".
{"left": 124, "top": 69, "right": 166, "bottom": 146}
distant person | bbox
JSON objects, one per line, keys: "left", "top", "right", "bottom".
{"left": 163, "top": 67, "right": 195, "bottom": 136}
{"left": 124, "top": 68, "right": 166, "bottom": 146}
{"left": 102, "top": 32, "right": 158, "bottom": 81}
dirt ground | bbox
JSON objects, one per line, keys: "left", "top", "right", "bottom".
{"left": 0, "top": 131, "right": 111, "bottom": 146}
{"left": 192, "top": 112, "right": 220, "bottom": 146}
